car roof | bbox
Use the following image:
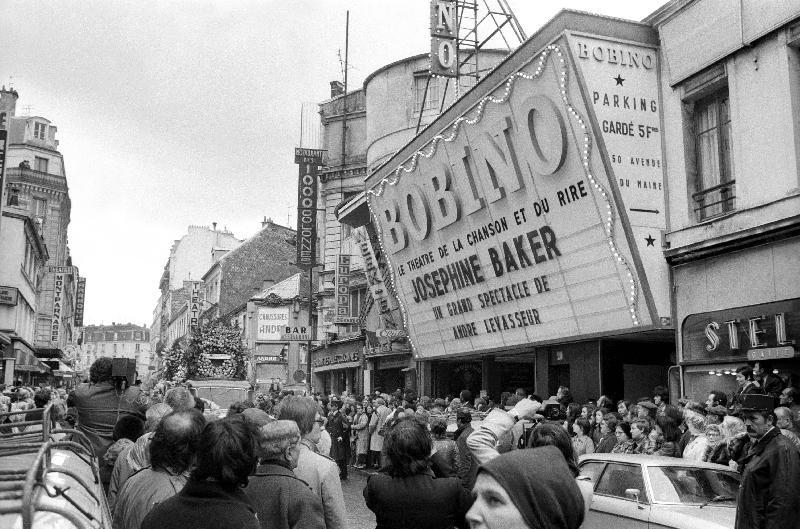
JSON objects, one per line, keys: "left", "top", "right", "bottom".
{"left": 578, "top": 453, "right": 734, "bottom": 471}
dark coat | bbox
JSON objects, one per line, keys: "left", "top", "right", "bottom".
{"left": 454, "top": 424, "right": 478, "bottom": 490}
{"left": 327, "top": 410, "right": 350, "bottom": 461}
{"left": 363, "top": 470, "right": 473, "bottom": 529}
{"left": 245, "top": 462, "right": 325, "bottom": 529}
{"left": 140, "top": 480, "right": 259, "bottom": 529}
{"left": 595, "top": 434, "right": 617, "bottom": 454}
{"left": 734, "top": 428, "right": 800, "bottom": 529}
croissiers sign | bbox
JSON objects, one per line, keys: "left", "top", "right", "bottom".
{"left": 366, "top": 36, "right": 654, "bottom": 360}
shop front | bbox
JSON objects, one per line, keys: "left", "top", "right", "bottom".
{"left": 680, "top": 298, "right": 800, "bottom": 401}
{"left": 311, "top": 337, "right": 363, "bottom": 395}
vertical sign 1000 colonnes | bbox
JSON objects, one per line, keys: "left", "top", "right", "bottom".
{"left": 295, "top": 148, "right": 324, "bottom": 269}
{"left": 368, "top": 42, "right": 650, "bottom": 360}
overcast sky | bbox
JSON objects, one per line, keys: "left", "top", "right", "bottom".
{"left": 0, "top": 0, "right": 664, "bottom": 326}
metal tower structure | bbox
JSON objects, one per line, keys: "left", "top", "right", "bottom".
{"left": 418, "top": 0, "right": 527, "bottom": 133}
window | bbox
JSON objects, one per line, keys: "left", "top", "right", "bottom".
{"left": 578, "top": 461, "right": 607, "bottom": 488}
{"left": 595, "top": 463, "right": 648, "bottom": 502}
{"left": 34, "top": 156, "right": 48, "bottom": 173}
{"left": 691, "top": 88, "right": 734, "bottom": 220}
{"left": 647, "top": 467, "right": 739, "bottom": 504}
{"left": 0, "top": 112, "right": 6, "bottom": 129}
{"left": 414, "top": 74, "right": 440, "bottom": 113}
{"left": 32, "top": 197, "right": 47, "bottom": 227}
{"left": 33, "top": 122, "right": 47, "bottom": 140}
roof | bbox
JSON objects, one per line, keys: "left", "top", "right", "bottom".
{"left": 252, "top": 272, "right": 302, "bottom": 300}
{"left": 579, "top": 453, "right": 733, "bottom": 471}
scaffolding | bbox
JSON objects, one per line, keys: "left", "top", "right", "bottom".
{"left": 0, "top": 405, "right": 112, "bottom": 529}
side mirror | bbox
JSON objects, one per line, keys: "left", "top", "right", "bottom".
{"left": 625, "top": 488, "right": 644, "bottom": 509}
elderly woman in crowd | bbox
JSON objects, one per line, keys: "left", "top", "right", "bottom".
{"left": 246, "top": 420, "right": 325, "bottom": 529}
{"left": 466, "top": 446, "right": 585, "bottom": 529}
{"left": 682, "top": 411, "right": 709, "bottom": 462}
{"left": 363, "top": 417, "right": 472, "bottom": 529}
{"left": 611, "top": 421, "right": 637, "bottom": 454}
{"left": 702, "top": 422, "right": 730, "bottom": 466}
{"left": 722, "top": 415, "right": 749, "bottom": 471}
{"left": 351, "top": 403, "right": 370, "bottom": 469}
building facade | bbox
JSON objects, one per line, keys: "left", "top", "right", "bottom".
{"left": 82, "top": 323, "right": 152, "bottom": 380}
{"left": 0, "top": 206, "right": 49, "bottom": 383}
{"left": 341, "top": 12, "right": 677, "bottom": 403}
{"left": 1, "top": 87, "right": 83, "bottom": 371}
{"left": 648, "top": 0, "right": 800, "bottom": 398}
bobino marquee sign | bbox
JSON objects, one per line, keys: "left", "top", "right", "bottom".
{"left": 367, "top": 38, "right": 653, "bottom": 359}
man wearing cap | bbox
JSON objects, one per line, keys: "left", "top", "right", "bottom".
{"left": 734, "top": 394, "right": 800, "bottom": 529}
{"left": 246, "top": 420, "right": 325, "bottom": 529}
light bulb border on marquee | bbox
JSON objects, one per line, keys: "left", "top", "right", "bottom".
{"left": 366, "top": 44, "right": 641, "bottom": 358}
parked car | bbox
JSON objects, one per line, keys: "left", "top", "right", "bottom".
{"left": 578, "top": 453, "right": 740, "bottom": 529}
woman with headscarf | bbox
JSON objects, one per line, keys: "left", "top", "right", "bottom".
{"left": 465, "top": 398, "right": 593, "bottom": 519}
{"left": 682, "top": 411, "right": 709, "bottom": 462}
{"left": 466, "top": 446, "right": 584, "bottom": 529}
{"left": 702, "top": 423, "right": 730, "bottom": 465}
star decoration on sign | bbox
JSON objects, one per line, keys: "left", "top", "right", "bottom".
{"left": 614, "top": 74, "right": 625, "bottom": 86}
{"left": 645, "top": 234, "right": 656, "bottom": 247}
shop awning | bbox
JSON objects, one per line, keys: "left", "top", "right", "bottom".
{"left": 13, "top": 340, "right": 51, "bottom": 373}
{"left": 53, "top": 361, "right": 75, "bottom": 377}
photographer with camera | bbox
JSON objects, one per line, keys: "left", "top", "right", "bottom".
{"left": 68, "top": 358, "right": 148, "bottom": 489}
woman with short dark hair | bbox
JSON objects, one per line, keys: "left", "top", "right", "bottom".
{"left": 595, "top": 414, "right": 618, "bottom": 453}
{"left": 363, "top": 417, "right": 472, "bottom": 529}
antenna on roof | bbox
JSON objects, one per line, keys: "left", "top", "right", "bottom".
{"left": 23, "top": 105, "right": 33, "bottom": 116}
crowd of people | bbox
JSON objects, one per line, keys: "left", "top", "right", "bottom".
{"left": 2, "top": 357, "right": 800, "bottom": 529}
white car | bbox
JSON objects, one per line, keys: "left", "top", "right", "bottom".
{"left": 578, "top": 453, "right": 740, "bottom": 529}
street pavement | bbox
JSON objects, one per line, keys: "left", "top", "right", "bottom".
{"left": 341, "top": 466, "right": 376, "bottom": 529}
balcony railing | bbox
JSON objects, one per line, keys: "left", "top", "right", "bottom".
{"left": 5, "top": 168, "right": 68, "bottom": 192}
{"left": 692, "top": 180, "right": 735, "bottom": 221}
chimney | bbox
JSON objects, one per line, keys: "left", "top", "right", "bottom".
{"left": 330, "top": 80, "right": 344, "bottom": 97}
{"left": 212, "top": 222, "right": 217, "bottom": 231}
{"left": 262, "top": 216, "right": 268, "bottom": 228}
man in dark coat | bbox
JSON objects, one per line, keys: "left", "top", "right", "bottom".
{"left": 246, "top": 420, "right": 325, "bottom": 529}
{"left": 454, "top": 409, "right": 478, "bottom": 490}
{"left": 734, "top": 395, "right": 800, "bottom": 529}
{"left": 327, "top": 399, "right": 350, "bottom": 480}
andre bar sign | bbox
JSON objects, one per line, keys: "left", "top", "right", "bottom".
{"left": 367, "top": 37, "right": 653, "bottom": 360}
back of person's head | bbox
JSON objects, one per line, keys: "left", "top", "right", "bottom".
{"left": 575, "top": 417, "right": 591, "bottom": 436}
{"left": 476, "top": 446, "right": 584, "bottom": 529}
{"left": 721, "top": 415, "right": 746, "bottom": 437}
{"left": 257, "top": 419, "right": 300, "bottom": 462}
{"left": 709, "top": 390, "right": 728, "bottom": 407}
{"left": 456, "top": 409, "right": 472, "bottom": 425}
{"left": 655, "top": 415, "right": 681, "bottom": 442}
{"left": 33, "top": 390, "right": 50, "bottom": 409}
{"left": 151, "top": 409, "right": 205, "bottom": 474}
{"left": 529, "top": 423, "right": 578, "bottom": 476}
{"left": 89, "top": 358, "right": 113, "bottom": 383}
{"left": 459, "top": 390, "right": 473, "bottom": 405}
{"left": 384, "top": 417, "right": 432, "bottom": 478}
{"left": 165, "top": 387, "right": 196, "bottom": 412}
{"left": 192, "top": 414, "right": 259, "bottom": 489}
{"left": 145, "top": 403, "right": 173, "bottom": 432}
{"left": 430, "top": 416, "right": 448, "bottom": 437}
{"left": 597, "top": 395, "right": 614, "bottom": 409}
{"left": 737, "top": 365, "right": 754, "bottom": 380}
{"left": 113, "top": 414, "right": 145, "bottom": 442}
{"left": 276, "top": 395, "right": 317, "bottom": 436}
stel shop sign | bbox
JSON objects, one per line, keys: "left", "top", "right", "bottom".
{"left": 367, "top": 39, "right": 651, "bottom": 359}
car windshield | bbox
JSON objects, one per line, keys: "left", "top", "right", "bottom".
{"left": 647, "top": 466, "right": 740, "bottom": 505}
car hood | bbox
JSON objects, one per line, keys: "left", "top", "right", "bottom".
{"left": 650, "top": 504, "right": 736, "bottom": 529}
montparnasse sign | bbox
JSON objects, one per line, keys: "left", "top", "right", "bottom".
{"left": 366, "top": 31, "right": 657, "bottom": 360}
